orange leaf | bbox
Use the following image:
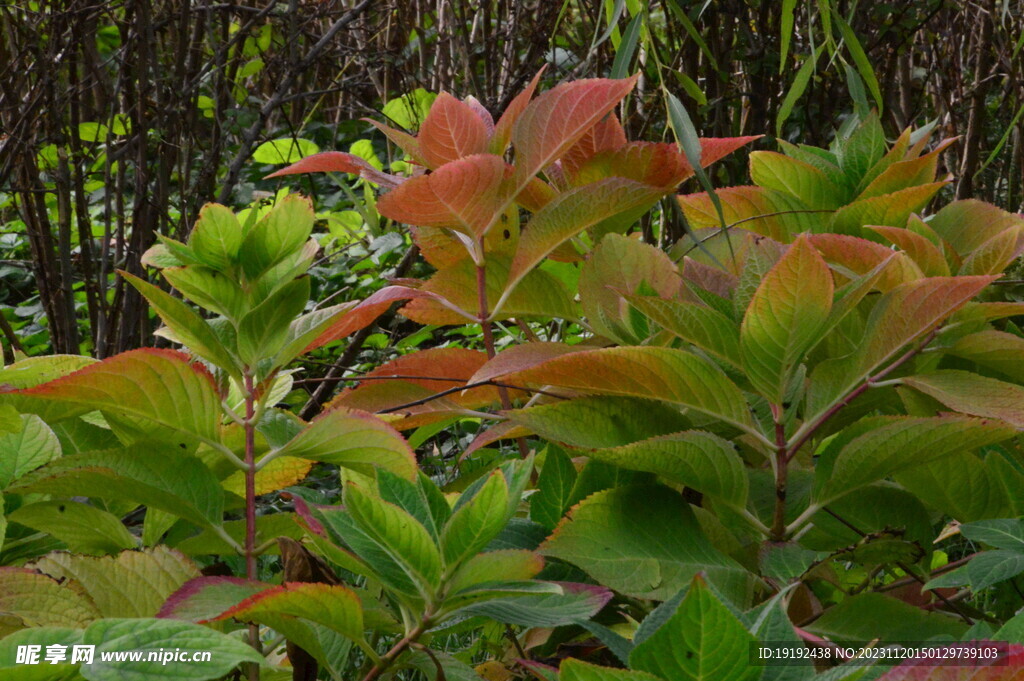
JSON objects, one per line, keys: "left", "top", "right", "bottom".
{"left": 263, "top": 151, "right": 404, "bottom": 189}
{"left": 377, "top": 154, "right": 511, "bottom": 238}
{"left": 559, "top": 112, "right": 627, "bottom": 179}
{"left": 490, "top": 67, "right": 546, "bottom": 154}
{"left": 512, "top": 75, "right": 639, "bottom": 186}
{"left": 418, "top": 93, "right": 492, "bottom": 167}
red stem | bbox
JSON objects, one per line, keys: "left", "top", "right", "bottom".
{"left": 476, "top": 259, "right": 530, "bottom": 458}
{"left": 361, "top": 618, "right": 430, "bottom": 681}
{"left": 771, "top": 404, "right": 788, "bottom": 541}
{"left": 243, "top": 372, "right": 261, "bottom": 680}
{"left": 785, "top": 328, "right": 939, "bottom": 464}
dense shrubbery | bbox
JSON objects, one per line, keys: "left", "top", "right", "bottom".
{"left": 4, "top": 3, "right": 1024, "bottom": 681}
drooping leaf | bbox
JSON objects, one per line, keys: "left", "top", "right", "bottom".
{"left": 580, "top": 234, "right": 683, "bottom": 344}
{"left": 560, "top": 659, "right": 660, "bottom": 681}
{"left": 79, "top": 617, "right": 266, "bottom": 681}
{"left": 328, "top": 347, "right": 507, "bottom": 429}
{"left": 0, "top": 414, "right": 61, "bottom": 489}
{"left": 508, "top": 396, "right": 691, "bottom": 450}
{"left": 504, "top": 179, "right": 668, "bottom": 302}
{"left": 157, "top": 576, "right": 270, "bottom": 622}
{"left": 478, "top": 346, "right": 756, "bottom": 434}
{"left": 541, "top": 485, "right": 749, "bottom": 601}
{"left": 267, "top": 407, "right": 416, "bottom": 479}
{"left": 0, "top": 568, "right": 100, "bottom": 632}
{"left": 960, "top": 519, "right": 1024, "bottom": 551}
{"left": 464, "top": 582, "right": 613, "bottom": 627}
{"left": 211, "top": 582, "right": 364, "bottom": 643}
{"left": 586, "top": 431, "right": 748, "bottom": 506}
{"left": 31, "top": 546, "right": 199, "bottom": 619}
{"left": 7, "top": 443, "right": 225, "bottom": 528}
{"left": 628, "top": 296, "right": 742, "bottom": 369}
{"left": 8, "top": 501, "right": 137, "bottom": 556}
{"left": 805, "top": 593, "right": 965, "bottom": 643}
{"left": 1, "top": 349, "right": 221, "bottom": 446}
{"left": 814, "top": 416, "right": 1015, "bottom": 505}
{"left": 264, "top": 151, "right": 404, "bottom": 188}
{"left": 901, "top": 371, "right": 1024, "bottom": 428}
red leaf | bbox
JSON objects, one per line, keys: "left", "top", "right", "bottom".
{"left": 303, "top": 286, "right": 470, "bottom": 353}
{"left": 574, "top": 142, "right": 693, "bottom": 189}
{"left": 875, "top": 643, "right": 1024, "bottom": 680}
{"left": 328, "top": 348, "right": 519, "bottom": 429}
{"left": 697, "top": 136, "right": 762, "bottom": 168}
{"left": 365, "top": 119, "right": 431, "bottom": 167}
{"left": 491, "top": 67, "right": 546, "bottom": 154}
{"left": 263, "top": 151, "right": 404, "bottom": 189}
{"left": 560, "top": 112, "right": 628, "bottom": 179}
{"left": 377, "top": 153, "right": 511, "bottom": 237}
{"left": 418, "top": 92, "right": 492, "bottom": 167}
{"left": 512, "top": 75, "right": 639, "bottom": 186}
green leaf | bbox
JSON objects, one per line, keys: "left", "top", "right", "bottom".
{"left": 162, "top": 266, "right": 248, "bottom": 320}
{"left": 894, "top": 450, "right": 1017, "bottom": 522}
{"left": 188, "top": 204, "right": 243, "bottom": 272}
{"left": 32, "top": 546, "right": 199, "bottom": 618}
{"left": 122, "top": 273, "right": 239, "bottom": 376}
{"left": 465, "top": 582, "right": 612, "bottom": 627}
{"left": 0, "top": 414, "right": 60, "bottom": 489}
{"left": 805, "top": 593, "right": 965, "bottom": 643}
{"left": 446, "top": 550, "right": 544, "bottom": 593}
{"left": 442, "top": 470, "right": 509, "bottom": 569}
{"left": 561, "top": 659, "right": 660, "bottom": 681}
{"left": 213, "top": 582, "right": 364, "bottom": 643}
{"left": 503, "top": 178, "right": 667, "bottom": 303}
{"left": 8, "top": 501, "right": 137, "bottom": 556}
{"left": 630, "top": 576, "right": 758, "bottom": 681}
{"left": 530, "top": 445, "right": 578, "bottom": 530}
{"left": 382, "top": 88, "right": 436, "bottom": 130}
{"left": 541, "top": 485, "right": 749, "bottom": 601}
{"left": 749, "top": 151, "right": 842, "bottom": 210}
{"left": 1, "top": 349, "right": 221, "bottom": 446}
{"left": 777, "top": 47, "right": 820, "bottom": 137}
{"left": 510, "top": 396, "right": 691, "bottom": 450}
{"left": 238, "top": 195, "right": 314, "bottom": 279}
{"left": 834, "top": 14, "right": 883, "bottom": 113}
{"left": 237, "top": 277, "right": 310, "bottom": 366}
{"left": 8, "top": 443, "right": 225, "bottom": 528}
{"left": 0, "top": 568, "right": 100, "bottom": 631}
{"left": 267, "top": 407, "right": 416, "bottom": 479}
{"left": 483, "top": 345, "right": 756, "bottom": 436}
{"left": 741, "top": 235, "right": 833, "bottom": 402}
{"left": 587, "top": 431, "right": 748, "bottom": 506}
{"left": 901, "top": 371, "right": 1024, "bottom": 428}
{"left": 80, "top": 617, "right": 266, "bottom": 681}
{"left": 253, "top": 138, "right": 319, "bottom": 164}
{"left": 345, "top": 483, "right": 442, "bottom": 595}
{"left": 960, "top": 519, "right": 1024, "bottom": 551}
{"left": 967, "top": 550, "right": 1024, "bottom": 591}
{"left": 628, "top": 296, "right": 742, "bottom": 369}
{"left": 814, "top": 416, "right": 1015, "bottom": 505}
